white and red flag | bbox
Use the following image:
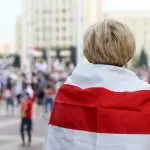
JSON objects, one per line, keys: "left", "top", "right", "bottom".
{"left": 44, "top": 64, "right": 150, "bottom": 150}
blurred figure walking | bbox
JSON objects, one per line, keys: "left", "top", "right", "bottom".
{"left": 15, "top": 79, "right": 23, "bottom": 105}
{"left": 44, "top": 84, "right": 54, "bottom": 115}
{"left": 4, "top": 87, "right": 14, "bottom": 116}
{"left": 36, "top": 87, "right": 44, "bottom": 116}
{"left": 20, "top": 93, "right": 33, "bottom": 147}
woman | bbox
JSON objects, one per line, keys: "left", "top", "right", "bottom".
{"left": 20, "top": 93, "right": 33, "bottom": 146}
{"left": 4, "top": 87, "right": 14, "bottom": 115}
{"left": 44, "top": 20, "right": 150, "bottom": 150}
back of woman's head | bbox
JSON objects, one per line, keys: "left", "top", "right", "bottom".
{"left": 83, "top": 19, "right": 135, "bottom": 66}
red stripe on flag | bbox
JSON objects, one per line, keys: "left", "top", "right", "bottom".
{"left": 50, "top": 84, "right": 150, "bottom": 134}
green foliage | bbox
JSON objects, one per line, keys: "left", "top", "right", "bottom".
{"left": 137, "top": 48, "right": 148, "bottom": 68}
{"left": 13, "top": 54, "right": 21, "bottom": 68}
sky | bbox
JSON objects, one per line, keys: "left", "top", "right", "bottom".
{"left": 0, "top": 0, "right": 20, "bottom": 43}
{"left": 104, "top": 0, "right": 150, "bottom": 11}
{"left": 0, "top": 0, "right": 150, "bottom": 43}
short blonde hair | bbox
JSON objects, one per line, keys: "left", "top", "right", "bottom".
{"left": 83, "top": 19, "right": 135, "bottom": 66}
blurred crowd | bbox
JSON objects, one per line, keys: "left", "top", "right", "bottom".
{"left": 2, "top": 57, "right": 150, "bottom": 117}
{"left": 0, "top": 58, "right": 75, "bottom": 116}
{"left": 134, "top": 67, "right": 150, "bottom": 83}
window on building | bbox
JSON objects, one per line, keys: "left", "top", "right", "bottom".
{"left": 36, "top": 10, "right": 40, "bottom": 14}
{"left": 43, "top": 35, "right": 46, "bottom": 41}
{"left": 63, "top": 36, "right": 66, "bottom": 41}
{"left": 56, "top": 8, "right": 59, "bottom": 13}
{"left": 56, "top": 36, "right": 59, "bottom": 41}
{"left": 62, "top": 8, "right": 66, "bottom": 13}
{"left": 62, "top": 27, "right": 66, "bottom": 31}
{"left": 42, "top": 10, "right": 46, "bottom": 14}
{"left": 81, "top": 17, "right": 84, "bottom": 22}
{"left": 56, "top": 18, "right": 59, "bottom": 22}
{"left": 48, "top": 37, "right": 52, "bottom": 41}
{"left": 36, "top": 36, "right": 39, "bottom": 42}
{"left": 70, "top": 36, "right": 73, "bottom": 41}
{"left": 56, "top": 27, "right": 59, "bottom": 32}
{"left": 43, "top": 19, "right": 46, "bottom": 23}
{"left": 36, "top": 28, "right": 39, "bottom": 32}
{"left": 63, "top": 18, "right": 66, "bottom": 22}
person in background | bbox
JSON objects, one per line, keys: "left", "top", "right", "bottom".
{"left": 26, "top": 84, "right": 34, "bottom": 100}
{"left": 31, "top": 85, "right": 36, "bottom": 103}
{"left": 20, "top": 93, "right": 33, "bottom": 147}
{"left": 6, "top": 77, "right": 12, "bottom": 90}
{"left": 31, "top": 72, "right": 38, "bottom": 92}
{"left": 4, "top": 87, "right": 14, "bottom": 115}
{"left": 36, "top": 78, "right": 45, "bottom": 116}
{"left": 15, "top": 79, "right": 23, "bottom": 105}
{"left": 36, "top": 91, "right": 44, "bottom": 116}
{"left": 22, "top": 79, "right": 28, "bottom": 95}
{"left": 66, "top": 61, "right": 75, "bottom": 76}
{"left": 0, "top": 79, "right": 3, "bottom": 104}
{"left": 44, "top": 84, "right": 54, "bottom": 115}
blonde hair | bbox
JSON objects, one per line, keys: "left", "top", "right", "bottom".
{"left": 83, "top": 19, "right": 135, "bottom": 66}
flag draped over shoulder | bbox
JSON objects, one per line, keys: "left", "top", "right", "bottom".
{"left": 44, "top": 64, "right": 150, "bottom": 150}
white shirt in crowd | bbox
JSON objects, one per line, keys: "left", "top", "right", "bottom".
{"left": 26, "top": 85, "right": 34, "bottom": 98}
{"left": 15, "top": 83, "right": 23, "bottom": 95}
{"left": 4, "top": 89, "right": 12, "bottom": 99}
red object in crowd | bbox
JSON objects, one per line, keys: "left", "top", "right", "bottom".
{"left": 21, "top": 99, "right": 33, "bottom": 119}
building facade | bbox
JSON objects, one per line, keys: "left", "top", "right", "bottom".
{"left": 22, "top": 0, "right": 51, "bottom": 71}
{"left": 21, "top": 0, "right": 103, "bottom": 70}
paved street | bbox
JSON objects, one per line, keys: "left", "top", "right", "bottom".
{"left": 0, "top": 104, "right": 49, "bottom": 150}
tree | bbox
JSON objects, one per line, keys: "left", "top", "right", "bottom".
{"left": 42, "top": 49, "right": 47, "bottom": 62}
{"left": 137, "top": 48, "right": 148, "bottom": 68}
{"left": 13, "top": 54, "right": 21, "bottom": 68}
